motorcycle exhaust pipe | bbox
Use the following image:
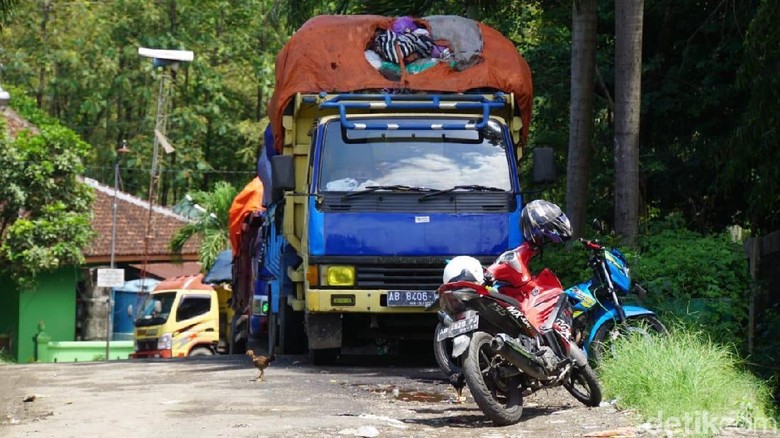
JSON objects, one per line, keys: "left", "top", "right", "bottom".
{"left": 491, "top": 333, "right": 548, "bottom": 381}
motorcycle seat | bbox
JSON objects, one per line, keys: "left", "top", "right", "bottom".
{"left": 487, "top": 289, "right": 522, "bottom": 309}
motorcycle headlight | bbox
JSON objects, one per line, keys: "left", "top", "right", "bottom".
{"left": 157, "top": 333, "right": 172, "bottom": 350}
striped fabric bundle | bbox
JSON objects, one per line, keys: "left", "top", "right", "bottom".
{"left": 373, "top": 29, "right": 435, "bottom": 64}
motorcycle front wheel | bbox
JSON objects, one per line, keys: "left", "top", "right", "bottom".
{"left": 589, "top": 314, "right": 667, "bottom": 363}
{"left": 462, "top": 331, "right": 524, "bottom": 426}
{"left": 564, "top": 364, "right": 602, "bottom": 407}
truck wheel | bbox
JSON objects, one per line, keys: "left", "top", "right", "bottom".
{"left": 189, "top": 347, "right": 214, "bottom": 357}
{"left": 309, "top": 348, "right": 339, "bottom": 365}
{"left": 281, "top": 304, "right": 306, "bottom": 354}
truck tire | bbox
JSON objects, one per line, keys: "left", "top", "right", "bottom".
{"left": 281, "top": 304, "right": 306, "bottom": 354}
{"left": 189, "top": 346, "right": 214, "bottom": 356}
{"left": 309, "top": 348, "right": 339, "bottom": 365}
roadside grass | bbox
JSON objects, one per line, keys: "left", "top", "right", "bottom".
{"left": 0, "top": 350, "right": 14, "bottom": 365}
{"left": 597, "top": 328, "right": 777, "bottom": 436}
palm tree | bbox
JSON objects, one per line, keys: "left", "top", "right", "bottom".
{"left": 169, "top": 181, "right": 238, "bottom": 272}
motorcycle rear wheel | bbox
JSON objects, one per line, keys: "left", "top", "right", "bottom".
{"left": 462, "top": 331, "right": 524, "bottom": 426}
{"left": 564, "top": 364, "right": 602, "bottom": 407}
{"left": 589, "top": 315, "right": 666, "bottom": 363}
{"left": 433, "top": 322, "right": 459, "bottom": 376}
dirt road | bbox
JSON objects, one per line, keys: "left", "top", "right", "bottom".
{"left": 0, "top": 349, "right": 644, "bottom": 438}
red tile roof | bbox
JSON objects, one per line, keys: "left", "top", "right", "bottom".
{"left": 129, "top": 262, "right": 202, "bottom": 280}
{"left": 82, "top": 177, "right": 200, "bottom": 263}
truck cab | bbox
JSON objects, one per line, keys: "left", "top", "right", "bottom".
{"left": 131, "top": 276, "right": 226, "bottom": 358}
{"left": 262, "top": 93, "right": 527, "bottom": 362}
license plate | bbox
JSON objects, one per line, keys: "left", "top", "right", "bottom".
{"left": 437, "top": 315, "right": 479, "bottom": 341}
{"left": 386, "top": 290, "right": 437, "bottom": 307}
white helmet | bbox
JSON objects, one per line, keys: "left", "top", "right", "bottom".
{"left": 442, "top": 256, "right": 485, "bottom": 284}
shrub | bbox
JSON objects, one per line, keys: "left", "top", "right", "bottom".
{"left": 534, "top": 218, "right": 752, "bottom": 348}
{"left": 599, "top": 328, "right": 776, "bottom": 437}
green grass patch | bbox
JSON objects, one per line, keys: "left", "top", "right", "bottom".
{"left": 598, "top": 328, "right": 776, "bottom": 436}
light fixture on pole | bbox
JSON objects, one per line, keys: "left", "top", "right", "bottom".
{"left": 0, "top": 64, "right": 10, "bottom": 110}
{"left": 105, "top": 140, "right": 130, "bottom": 361}
{"left": 136, "top": 47, "right": 193, "bottom": 290}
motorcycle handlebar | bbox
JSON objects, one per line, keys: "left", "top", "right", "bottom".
{"left": 578, "top": 238, "right": 604, "bottom": 251}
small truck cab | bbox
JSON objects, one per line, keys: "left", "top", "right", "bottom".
{"left": 131, "top": 275, "right": 228, "bottom": 358}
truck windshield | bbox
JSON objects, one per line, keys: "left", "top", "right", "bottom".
{"left": 134, "top": 291, "right": 176, "bottom": 327}
{"left": 317, "top": 118, "right": 513, "bottom": 192}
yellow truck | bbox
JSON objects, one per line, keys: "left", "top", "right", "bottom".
{"left": 130, "top": 274, "right": 233, "bottom": 358}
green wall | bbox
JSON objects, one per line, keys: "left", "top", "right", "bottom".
{"left": 0, "top": 267, "right": 78, "bottom": 363}
{"left": 0, "top": 276, "right": 21, "bottom": 358}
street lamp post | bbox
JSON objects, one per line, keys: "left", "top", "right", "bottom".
{"left": 105, "top": 140, "right": 130, "bottom": 361}
{"left": 0, "top": 64, "right": 10, "bottom": 110}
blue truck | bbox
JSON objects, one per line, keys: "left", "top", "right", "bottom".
{"left": 229, "top": 15, "right": 550, "bottom": 363}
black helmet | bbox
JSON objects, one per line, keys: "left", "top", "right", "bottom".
{"left": 521, "top": 200, "right": 573, "bottom": 247}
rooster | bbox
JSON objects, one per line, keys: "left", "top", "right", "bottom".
{"left": 449, "top": 370, "right": 466, "bottom": 403}
{"left": 246, "top": 350, "right": 275, "bottom": 381}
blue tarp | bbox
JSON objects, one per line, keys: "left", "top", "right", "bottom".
{"left": 203, "top": 250, "right": 232, "bottom": 284}
{"left": 117, "top": 278, "right": 160, "bottom": 293}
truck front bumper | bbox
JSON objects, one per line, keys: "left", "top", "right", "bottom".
{"left": 305, "top": 289, "right": 435, "bottom": 313}
{"left": 130, "top": 349, "right": 172, "bottom": 359}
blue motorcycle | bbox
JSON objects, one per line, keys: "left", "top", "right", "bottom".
{"left": 565, "top": 238, "right": 666, "bottom": 361}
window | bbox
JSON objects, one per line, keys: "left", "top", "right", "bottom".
{"left": 317, "top": 117, "right": 513, "bottom": 192}
{"left": 176, "top": 295, "right": 212, "bottom": 322}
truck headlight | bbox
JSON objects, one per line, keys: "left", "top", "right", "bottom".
{"left": 157, "top": 333, "right": 172, "bottom": 350}
{"left": 321, "top": 265, "right": 355, "bottom": 286}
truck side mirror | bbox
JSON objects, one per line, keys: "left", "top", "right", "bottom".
{"left": 531, "top": 147, "right": 556, "bottom": 184}
{"left": 271, "top": 155, "right": 295, "bottom": 202}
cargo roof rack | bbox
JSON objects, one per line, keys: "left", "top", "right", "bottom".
{"left": 315, "top": 92, "right": 507, "bottom": 131}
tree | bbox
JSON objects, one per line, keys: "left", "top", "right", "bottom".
{"left": 614, "top": 0, "right": 643, "bottom": 244}
{"left": 169, "top": 181, "right": 237, "bottom": 271}
{"left": 724, "top": 0, "right": 780, "bottom": 233}
{"left": 0, "top": 0, "right": 16, "bottom": 26}
{"left": 0, "top": 121, "right": 94, "bottom": 290}
{"left": 565, "top": 0, "right": 598, "bottom": 237}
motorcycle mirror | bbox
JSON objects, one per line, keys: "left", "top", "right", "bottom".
{"left": 591, "top": 218, "right": 606, "bottom": 234}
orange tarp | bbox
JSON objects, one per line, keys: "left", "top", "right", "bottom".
{"left": 153, "top": 274, "right": 213, "bottom": 291}
{"left": 228, "top": 177, "right": 265, "bottom": 255}
{"left": 268, "top": 15, "right": 533, "bottom": 154}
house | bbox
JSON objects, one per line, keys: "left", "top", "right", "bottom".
{"left": 0, "top": 107, "right": 202, "bottom": 362}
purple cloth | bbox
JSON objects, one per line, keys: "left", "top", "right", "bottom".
{"left": 391, "top": 16, "right": 417, "bottom": 34}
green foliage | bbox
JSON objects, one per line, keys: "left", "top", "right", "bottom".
{"left": 723, "top": 0, "right": 780, "bottom": 233}
{"left": 631, "top": 222, "right": 751, "bottom": 345}
{"left": 169, "top": 181, "right": 238, "bottom": 271}
{"left": 0, "top": 122, "right": 94, "bottom": 291}
{"left": 534, "top": 218, "right": 751, "bottom": 347}
{"left": 598, "top": 328, "right": 776, "bottom": 436}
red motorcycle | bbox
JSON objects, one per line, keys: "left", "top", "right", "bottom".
{"left": 434, "top": 242, "right": 602, "bottom": 425}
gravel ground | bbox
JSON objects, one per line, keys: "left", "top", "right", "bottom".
{"left": 0, "top": 352, "right": 775, "bottom": 437}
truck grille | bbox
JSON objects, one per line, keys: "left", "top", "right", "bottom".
{"left": 136, "top": 339, "right": 157, "bottom": 351}
{"left": 356, "top": 264, "right": 442, "bottom": 290}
